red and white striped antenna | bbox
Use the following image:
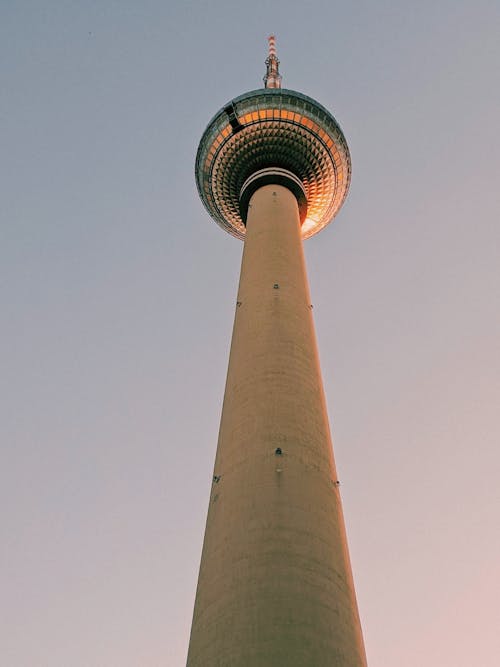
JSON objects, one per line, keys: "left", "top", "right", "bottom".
{"left": 264, "top": 35, "right": 282, "bottom": 89}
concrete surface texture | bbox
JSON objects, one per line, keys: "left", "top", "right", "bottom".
{"left": 187, "top": 185, "right": 367, "bottom": 666}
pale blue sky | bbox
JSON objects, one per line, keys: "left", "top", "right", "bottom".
{"left": 1, "top": 1, "right": 499, "bottom": 665}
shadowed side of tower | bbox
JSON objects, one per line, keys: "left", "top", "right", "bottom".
{"left": 188, "top": 38, "right": 367, "bottom": 666}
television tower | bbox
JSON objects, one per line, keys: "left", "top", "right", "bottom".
{"left": 188, "top": 37, "right": 367, "bottom": 666}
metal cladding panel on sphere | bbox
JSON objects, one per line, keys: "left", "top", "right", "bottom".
{"left": 196, "top": 88, "right": 351, "bottom": 239}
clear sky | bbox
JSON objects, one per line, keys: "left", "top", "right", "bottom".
{"left": 1, "top": 1, "right": 499, "bottom": 665}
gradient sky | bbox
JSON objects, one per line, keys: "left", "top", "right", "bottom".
{"left": 1, "top": 1, "right": 499, "bottom": 666}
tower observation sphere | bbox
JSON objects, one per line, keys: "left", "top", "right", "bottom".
{"left": 188, "top": 37, "right": 366, "bottom": 667}
{"left": 196, "top": 52, "right": 351, "bottom": 239}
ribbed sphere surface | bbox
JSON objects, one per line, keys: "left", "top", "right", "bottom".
{"left": 195, "top": 88, "right": 351, "bottom": 239}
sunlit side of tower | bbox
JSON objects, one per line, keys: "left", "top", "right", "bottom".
{"left": 188, "top": 37, "right": 367, "bottom": 666}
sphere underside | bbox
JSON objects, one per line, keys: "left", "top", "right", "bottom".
{"left": 196, "top": 89, "right": 351, "bottom": 239}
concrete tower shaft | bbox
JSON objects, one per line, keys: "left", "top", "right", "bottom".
{"left": 187, "top": 185, "right": 367, "bottom": 666}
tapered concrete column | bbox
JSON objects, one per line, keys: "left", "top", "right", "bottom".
{"left": 187, "top": 185, "right": 367, "bottom": 667}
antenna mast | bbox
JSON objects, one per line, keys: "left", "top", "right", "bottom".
{"left": 264, "top": 35, "right": 282, "bottom": 89}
